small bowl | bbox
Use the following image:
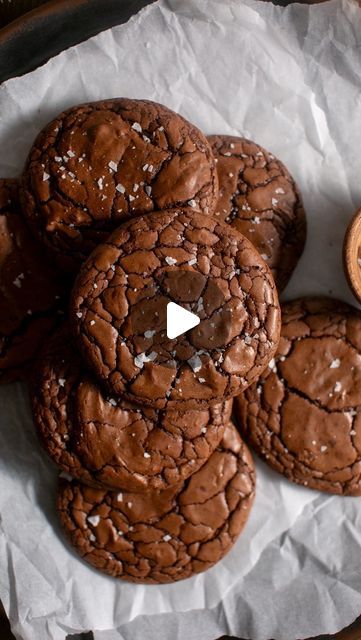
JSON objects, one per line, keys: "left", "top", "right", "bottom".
{"left": 343, "top": 207, "right": 361, "bottom": 304}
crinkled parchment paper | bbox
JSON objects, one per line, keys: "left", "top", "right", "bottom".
{"left": 1, "top": 1, "right": 361, "bottom": 638}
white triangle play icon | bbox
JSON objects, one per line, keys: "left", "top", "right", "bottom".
{"left": 166, "top": 302, "right": 200, "bottom": 339}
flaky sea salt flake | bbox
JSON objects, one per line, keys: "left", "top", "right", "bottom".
{"left": 134, "top": 351, "right": 157, "bottom": 368}
{"left": 108, "top": 160, "right": 118, "bottom": 172}
{"left": 59, "top": 471, "right": 73, "bottom": 481}
{"left": 144, "top": 330, "right": 155, "bottom": 339}
{"left": 188, "top": 354, "right": 202, "bottom": 373}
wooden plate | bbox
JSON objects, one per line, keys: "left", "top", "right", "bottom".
{"left": 0, "top": 0, "right": 333, "bottom": 83}
{"left": 0, "top": 0, "right": 156, "bottom": 83}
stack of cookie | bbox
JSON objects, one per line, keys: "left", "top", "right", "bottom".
{"left": 3, "top": 96, "right": 338, "bottom": 584}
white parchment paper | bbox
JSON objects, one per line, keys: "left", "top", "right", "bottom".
{"left": 1, "top": 0, "right": 361, "bottom": 638}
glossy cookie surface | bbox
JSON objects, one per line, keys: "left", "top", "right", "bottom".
{"left": 57, "top": 422, "right": 255, "bottom": 583}
{"left": 235, "top": 297, "right": 361, "bottom": 495}
{"left": 21, "top": 98, "right": 218, "bottom": 271}
{"left": 71, "top": 208, "right": 281, "bottom": 409}
{"left": 209, "top": 135, "right": 306, "bottom": 291}
{"left": 32, "top": 326, "right": 232, "bottom": 492}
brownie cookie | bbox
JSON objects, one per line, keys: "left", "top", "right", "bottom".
{"left": 0, "top": 178, "right": 66, "bottom": 383}
{"left": 208, "top": 135, "right": 306, "bottom": 291}
{"left": 57, "top": 422, "right": 255, "bottom": 583}
{"left": 235, "top": 297, "right": 361, "bottom": 495}
{"left": 21, "top": 99, "right": 218, "bottom": 271}
{"left": 71, "top": 208, "right": 281, "bottom": 409}
{"left": 32, "top": 325, "right": 232, "bottom": 491}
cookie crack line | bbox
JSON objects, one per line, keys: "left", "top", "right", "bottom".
{"left": 71, "top": 207, "right": 280, "bottom": 408}
{"left": 235, "top": 297, "right": 361, "bottom": 496}
{"left": 32, "top": 326, "right": 233, "bottom": 491}
{"left": 256, "top": 382, "right": 360, "bottom": 470}
{"left": 22, "top": 99, "right": 218, "bottom": 270}
{"left": 57, "top": 425, "right": 256, "bottom": 582}
{"left": 208, "top": 135, "right": 306, "bottom": 291}
{"left": 281, "top": 383, "right": 360, "bottom": 416}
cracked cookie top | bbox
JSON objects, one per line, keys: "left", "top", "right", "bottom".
{"left": 70, "top": 208, "right": 281, "bottom": 409}
{"left": 57, "top": 422, "right": 255, "bottom": 583}
{"left": 235, "top": 297, "right": 361, "bottom": 495}
{"left": 208, "top": 135, "right": 306, "bottom": 291}
{"left": 0, "top": 178, "right": 66, "bottom": 383}
{"left": 20, "top": 99, "right": 218, "bottom": 272}
{"left": 32, "top": 325, "right": 232, "bottom": 492}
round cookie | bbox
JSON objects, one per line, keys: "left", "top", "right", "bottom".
{"left": 208, "top": 135, "right": 306, "bottom": 291}
{"left": 57, "top": 422, "right": 255, "bottom": 583}
{"left": 234, "top": 297, "right": 361, "bottom": 496}
{"left": 0, "top": 178, "right": 66, "bottom": 383}
{"left": 21, "top": 98, "right": 218, "bottom": 272}
{"left": 32, "top": 325, "right": 232, "bottom": 492}
{"left": 71, "top": 208, "right": 281, "bottom": 409}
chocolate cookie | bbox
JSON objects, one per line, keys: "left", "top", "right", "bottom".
{"left": 21, "top": 99, "right": 218, "bottom": 272}
{"left": 235, "top": 297, "right": 361, "bottom": 495}
{"left": 208, "top": 135, "right": 306, "bottom": 291}
{"left": 0, "top": 178, "right": 66, "bottom": 383}
{"left": 57, "top": 422, "right": 255, "bottom": 583}
{"left": 71, "top": 208, "right": 281, "bottom": 409}
{"left": 32, "top": 325, "right": 232, "bottom": 491}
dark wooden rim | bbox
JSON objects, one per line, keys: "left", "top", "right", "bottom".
{"left": 0, "top": 0, "right": 156, "bottom": 83}
{"left": 0, "top": 0, "right": 335, "bottom": 84}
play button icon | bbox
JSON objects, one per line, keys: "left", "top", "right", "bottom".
{"left": 166, "top": 302, "right": 200, "bottom": 340}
